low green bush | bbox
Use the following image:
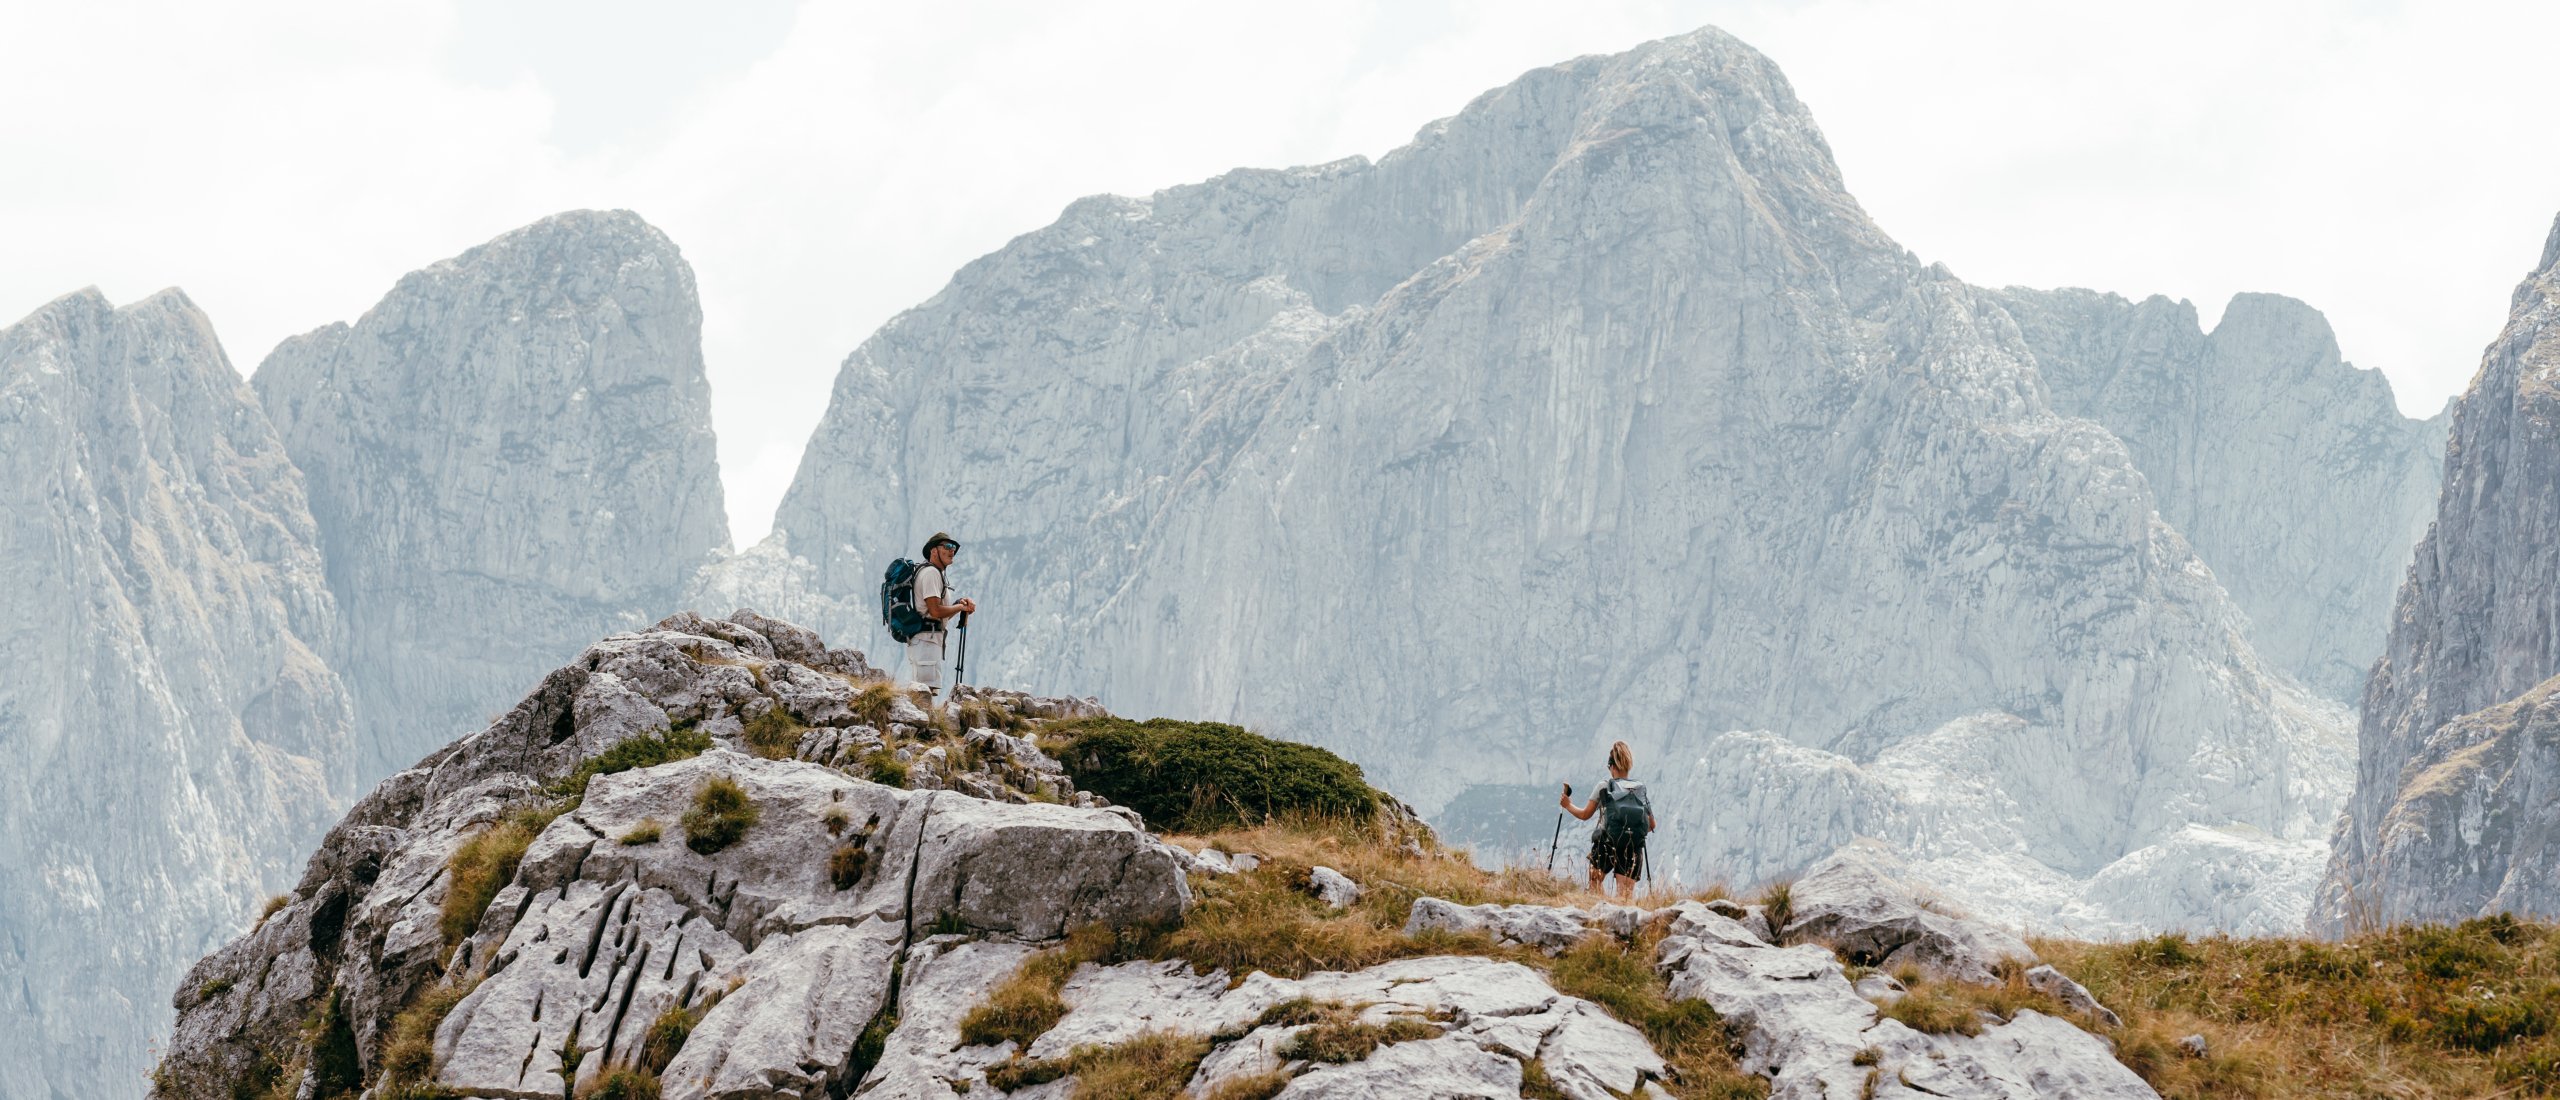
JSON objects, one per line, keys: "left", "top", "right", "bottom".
{"left": 1042, "top": 717, "right": 1376, "bottom": 833}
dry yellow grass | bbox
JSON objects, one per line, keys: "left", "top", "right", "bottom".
{"left": 2038, "top": 916, "right": 2560, "bottom": 1098}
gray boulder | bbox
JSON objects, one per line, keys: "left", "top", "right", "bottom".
{"left": 1785, "top": 846, "right": 2037, "bottom": 982}
{"left": 1307, "top": 865, "right": 1363, "bottom": 909}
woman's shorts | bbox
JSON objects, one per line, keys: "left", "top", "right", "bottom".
{"left": 1589, "top": 831, "right": 1644, "bottom": 879}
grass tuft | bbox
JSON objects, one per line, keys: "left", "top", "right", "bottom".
{"left": 1757, "top": 879, "right": 1795, "bottom": 942}
{"left": 439, "top": 806, "right": 557, "bottom": 946}
{"left": 681, "top": 777, "right": 758, "bottom": 855}
{"left": 617, "top": 819, "right": 662, "bottom": 846}
{"left": 960, "top": 923, "right": 1166, "bottom": 1049}
{"left": 983, "top": 1031, "right": 1211, "bottom": 1100}
{"left": 740, "top": 707, "right": 807, "bottom": 760}
{"left": 1201, "top": 1069, "right": 1296, "bottom": 1100}
{"left": 253, "top": 894, "right": 290, "bottom": 930}
{"left": 848, "top": 681, "right": 901, "bottom": 728}
{"left": 863, "top": 749, "right": 910, "bottom": 789}
{"left": 381, "top": 978, "right": 479, "bottom": 1087}
{"left": 547, "top": 723, "right": 714, "bottom": 806}
{"left": 576, "top": 1067, "right": 661, "bottom": 1100}
{"left": 1278, "top": 1015, "right": 1441, "bottom": 1063}
{"left": 830, "top": 843, "right": 869, "bottom": 891}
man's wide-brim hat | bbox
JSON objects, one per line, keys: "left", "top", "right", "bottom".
{"left": 923, "top": 532, "right": 961, "bottom": 554}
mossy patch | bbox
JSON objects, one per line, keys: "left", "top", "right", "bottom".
{"left": 1043, "top": 717, "right": 1377, "bottom": 833}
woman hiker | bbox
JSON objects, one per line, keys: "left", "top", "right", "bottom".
{"left": 1560, "top": 740, "right": 1655, "bottom": 898}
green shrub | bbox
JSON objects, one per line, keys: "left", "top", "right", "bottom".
{"left": 741, "top": 707, "right": 807, "bottom": 760}
{"left": 548, "top": 723, "right": 715, "bottom": 806}
{"left": 1042, "top": 717, "right": 1376, "bottom": 833}
{"left": 682, "top": 777, "right": 758, "bottom": 855}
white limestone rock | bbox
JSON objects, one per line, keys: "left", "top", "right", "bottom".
{"left": 1655, "top": 935, "right": 2157, "bottom": 1100}
{"left": 152, "top": 613, "right": 1178, "bottom": 1100}
{"left": 254, "top": 209, "right": 730, "bottom": 779}
{"left": 1274, "top": 1036, "right": 1521, "bottom": 1099}
{"left": 1784, "top": 846, "right": 2036, "bottom": 983}
{"left": 857, "top": 936, "right": 1039, "bottom": 1098}
{"left": 1307, "top": 865, "right": 1362, "bottom": 909}
{"left": 0, "top": 288, "right": 354, "bottom": 1099}
{"left": 767, "top": 25, "right": 2356, "bottom": 937}
{"left": 2024, "top": 965, "right": 2122, "bottom": 1029}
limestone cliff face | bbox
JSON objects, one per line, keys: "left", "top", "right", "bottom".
{"left": 763, "top": 28, "right": 2350, "bottom": 933}
{"left": 1990, "top": 288, "right": 2449, "bottom": 700}
{"left": 2316, "top": 215, "right": 2560, "bottom": 928}
{"left": 257, "top": 210, "right": 729, "bottom": 778}
{"left": 0, "top": 289, "right": 352, "bottom": 1098}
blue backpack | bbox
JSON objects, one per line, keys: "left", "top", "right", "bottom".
{"left": 880, "top": 558, "right": 935, "bottom": 643}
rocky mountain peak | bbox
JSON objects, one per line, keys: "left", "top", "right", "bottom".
{"left": 752, "top": 26, "right": 2396, "bottom": 937}
{"left": 2315, "top": 208, "right": 2560, "bottom": 928}
{"left": 258, "top": 208, "right": 730, "bottom": 778}
{"left": 152, "top": 612, "right": 2155, "bottom": 1100}
{"left": 0, "top": 285, "right": 353, "bottom": 1099}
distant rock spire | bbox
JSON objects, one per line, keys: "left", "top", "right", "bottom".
{"left": 256, "top": 209, "right": 730, "bottom": 778}
{"left": 0, "top": 287, "right": 352, "bottom": 1098}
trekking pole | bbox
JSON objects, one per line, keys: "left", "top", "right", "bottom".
{"left": 952, "top": 611, "right": 970, "bottom": 698}
{"left": 1546, "top": 783, "right": 1570, "bottom": 874}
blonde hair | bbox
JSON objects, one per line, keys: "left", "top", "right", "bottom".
{"left": 1608, "top": 741, "right": 1633, "bottom": 773}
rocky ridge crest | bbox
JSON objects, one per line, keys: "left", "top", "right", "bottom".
{"left": 155, "top": 613, "right": 2153, "bottom": 1100}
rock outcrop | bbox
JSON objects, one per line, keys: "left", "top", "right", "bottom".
{"left": 157, "top": 612, "right": 2150, "bottom": 1099}
{"left": 0, "top": 289, "right": 354, "bottom": 1100}
{"left": 764, "top": 27, "right": 2352, "bottom": 933}
{"left": 152, "top": 611, "right": 1173, "bottom": 1100}
{"left": 1989, "top": 288, "right": 2449, "bottom": 700}
{"left": 255, "top": 209, "right": 729, "bottom": 778}
{"left": 2316, "top": 214, "right": 2560, "bottom": 928}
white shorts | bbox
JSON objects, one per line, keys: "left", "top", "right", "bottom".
{"left": 906, "top": 632, "right": 945, "bottom": 686}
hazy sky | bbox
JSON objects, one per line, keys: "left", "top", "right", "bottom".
{"left": 5, "top": 1, "right": 2555, "bottom": 546}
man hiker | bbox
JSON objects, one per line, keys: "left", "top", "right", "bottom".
{"left": 906, "top": 532, "right": 976, "bottom": 698}
{"left": 1560, "top": 740, "right": 1654, "bottom": 897}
